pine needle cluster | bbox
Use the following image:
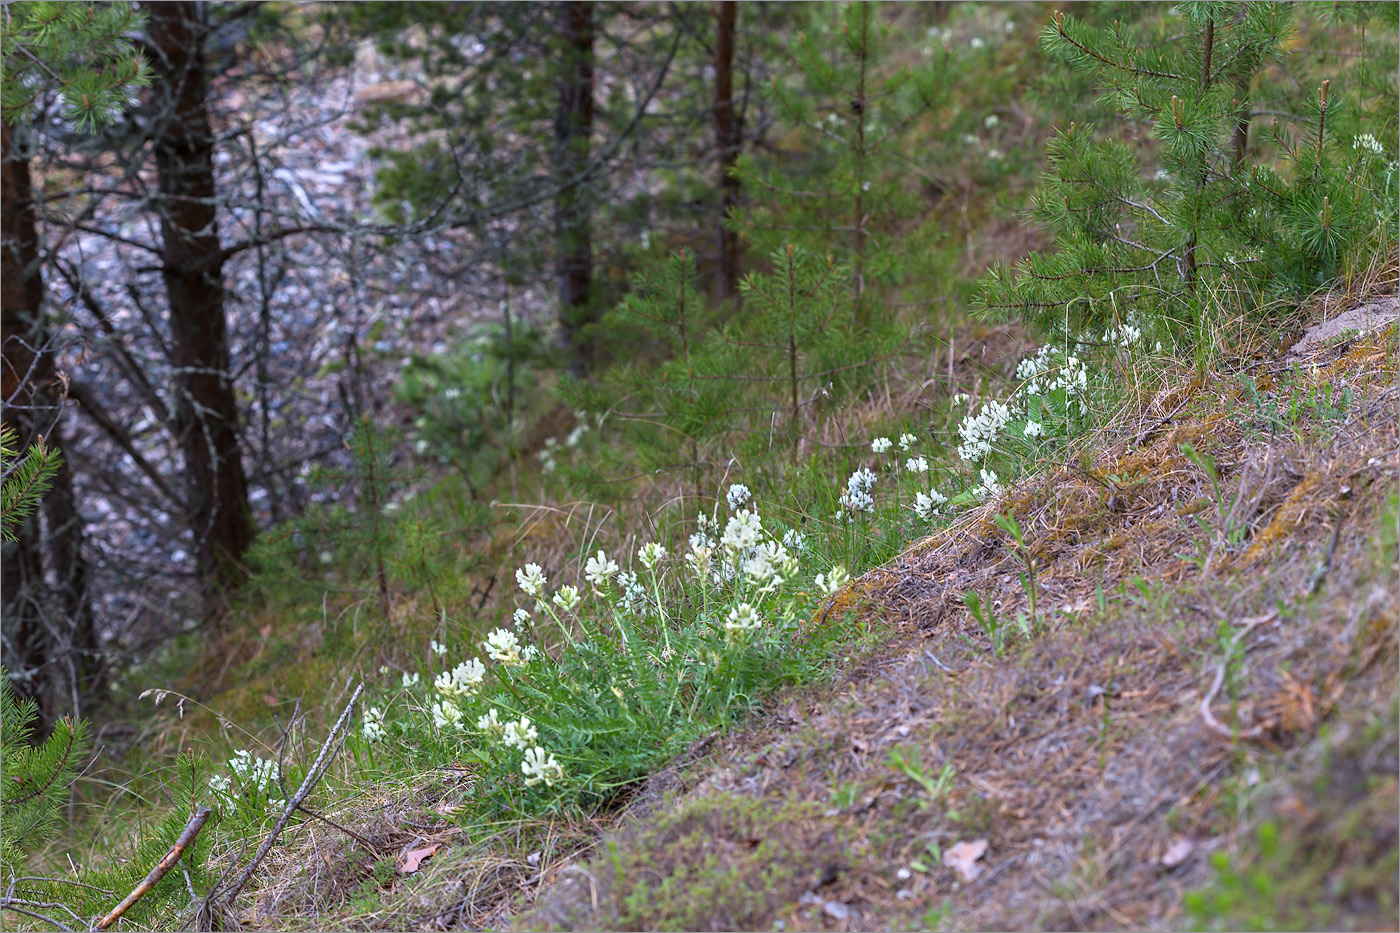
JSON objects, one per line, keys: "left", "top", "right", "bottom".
{"left": 0, "top": 1, "right": 151, "bottom": 133}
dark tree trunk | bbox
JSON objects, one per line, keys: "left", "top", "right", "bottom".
{"left": 3, "top": 120, "right": 51, "bottom": 725}
{"left": 43, "top": 423, "right": 98, "bottom": 702}
{"left": 2, "top": 123, "right": 97, "bottom": 726}
{"left": 148, "top": 1, "right": 255, "bottom": 591}
{"left": 713, "top": 0, "right": 742, "bottom": 302}
{"left": 554, "top": 1, "right": 596, "bottom": 367}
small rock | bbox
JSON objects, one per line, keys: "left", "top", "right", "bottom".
{"left": 822, "top": 900, "right": 851, "bottom": 922}
{"left": 1161, "top": 837, "right": 1194, "bottom": 868}
{"left": 943, "top": 839, "right": 989, "bottom": 883}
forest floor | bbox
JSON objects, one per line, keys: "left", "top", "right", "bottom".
{"left": 237, "top": 283, "right": 1398, "bottom": 931}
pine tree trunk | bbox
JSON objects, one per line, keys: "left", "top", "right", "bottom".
{"left": 713, "top": 0, "right": 742, "bottom": 301}
{"left": 2, "top": 123, "right": 94, "bottom": 728}
{"left": 148, "top": 1, "right": 255, "bottom": 592}
{"left": 554, "top": 1, "right": 596, "bottom": 368}
{"left": 43, "top": 423, "right": 98, "bottom": 704}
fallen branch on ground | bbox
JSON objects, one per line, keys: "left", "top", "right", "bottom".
{"left": 221, "top": 683, "right": 364, "bottom": 906}
{"left": 96, "top": 805, "right": 212, "bottom": 930}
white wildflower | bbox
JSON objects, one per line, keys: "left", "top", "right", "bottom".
{"left": 722, "top": 510, "right": 764, "bottom": 551}
{"left": 521, "top": 746, "right": 565, "bottom": 787}
{"left": 815, "top": 565, "right": 850, "bottom": 595}
{"left": 616, "top": 570, "right": 647, "bottom": 613}
{"left": 552, "top": 585, "right": 581, "bottom": 612}
{"left": 362, "top": 706, "right": 387, "bottom": 743}
{"left": 898, "top": 433, "right": 918, "bottom": 452}
{"left": 726, "top": 483, "right": 752, "bottom": 510}
{"left": 502, "top": 716, "right": 539, "bottom": 750}
{"left": 584, "top": 550, "right": 619, "bottom": 586}
{"left": 905, "top": 456, "right": 929, "bottom": 473}
{"left": 401, "top": 671, "right": 421, "bottom": 688}
{"left": 782, "top": 528, "right": 807, "bottom": 552}
{"left": 973, "top": 467, "right": 1004, "bottom": 500}
{"left": 431, "top": 699, "right": 465, "bottom": 730}
{"left": 952, "top": 393, "right": 969, "bottom": 406}
{"left": 912, "top": 489, "right": 948, "bottom": 521}
{"left": 484, "top": 628, "right": 528, "bottom": 667}
{"left": 724, "top": 603, "right": 763, "bottom": 639}
{"left": 515, "top": 563, "right": 547, "bottom": 597}
{"left": 639, "top": 541, "right": 667, "bottom": 569}
{"left": 743, "top": 541, "right": 789, "bottom": 584}
{"left": 476, "top": 708, "right": 504, "bottom": 736}
{"left": 435, "top": 659, "right": 486, "bottom": 698}
{"left": 871, "top": 436, "right": 894, "bottom": 454}
{"left": 1355, "top": 133, "right": 1385, "bottom": 157}
{"left": 956, "top": 400, "right": 1012, "bottom": 463}
{"left": 984, "top": 114, "right": 1000, "bottom": 129}
{"left": 512, "top": 607, "right": 532, "bottom": 629}
{"left": 430, "top": 639, "right": 447, "bottom": 657}
{"left": 1023, "top": 421, "right": 1044, "bottom": 439}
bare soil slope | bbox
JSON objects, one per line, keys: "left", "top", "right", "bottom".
{"left": 519, "top": 313, "right": 1399, "bottom": 932}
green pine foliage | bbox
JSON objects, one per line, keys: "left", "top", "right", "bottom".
{"left": 0, "top": 671, "right": 89, "bottom": 875}
{"left": 733, "top": 1, "right": 948, "bottom": 325}
{"left": 0, "top": 1, "right": 151, "bottom": 132}
{"left": 979, "top": 3, "right": 1397, "bottom": 340}
{"left": 2, "top": 678, "right": 215, "bottom": 929}
{"left": 0, "top": 425, "right": 62, "bottom": 543}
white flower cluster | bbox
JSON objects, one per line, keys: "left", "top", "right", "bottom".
{"left": 537, "top": 437, "right": 559, "bottom": 474}
{"left": 435, "top": 659, "right": 486, "bottom": 698}
{"left": 972, "top": 467, "right": 1004, "bottom": 500}
{"left": 837, "top": 467, "right": 878, "bottom": 519}
{"left": 871, "top": 437, "right": 894, "bottom": 454}
{"left": 1355, "top": 133, "right": 1386, "bottom": 157}
{"left": 432, "top": 699, "right": 465, "bottom": 730}
{"left": 362, "top": 705, "right": 387, "bottom": 743}
{"left": 814, "top": 564, "right": 850, "bottom": 595}
{"left": 484, "top": 628, "right": 535, "bottom": 668}
{"left": 1014, "top": 346, "right": 1090, "bottom": 417}
{"left": 552, "top": 585, "right": 581, "bottom": 612}
{"left": 898, "top": 433, "right": 919, "bottom": 452}
{"left": 615, "top": 570, "right": 648, "bottom": 613}
{"left": 956, "top": 400, "right": 1012, "bottom": 463}
{"left": 722, "top": 509, "right": 763, "bottom": 551}
{"left": 584, "top": 550, "right": 619, "bottom": 586}
{"left": 726, "top": 483, "right": 752, "bottom": 510}
{"left": 208, "top": 749, "right": 282, "bottom": 799}
{"left": 516, "top": 562, "right": 547, "bottom": 597}
{"left": 1103, "top": 322, "right": 1142, "bottom": 349}
{"left": 639, "top": 542, "right": 666, "bottom": 569}
{"left": 724, "top": 602, "right": 762, "bottom": 641}
{"left": 522, "top": 746, "right": 565, "bottom": 787}
{"left": 905, "top": 456, "right": 929, "bottom": 473}
{"left": 912, "top": 489, "right": 948, "bottom": 521}
{"left": 474, "top": 706, "right": 565, "bottom": 787}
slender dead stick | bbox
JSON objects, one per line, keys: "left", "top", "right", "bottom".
{"left": 96, "top": 806, "right": 212, "bottom": 930}
{"left": 221, "top": 684, "right": 364, "bottom": 906}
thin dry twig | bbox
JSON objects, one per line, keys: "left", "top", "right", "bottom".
{"left": 222, "top": 684, "right": 364, "bottom": 906}
{"left": 96, "top": 805, "right": 213, "bottom": 930}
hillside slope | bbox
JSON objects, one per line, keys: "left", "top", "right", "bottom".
{"left": 518, "top": 305, "right": 1399, "bottom": 932}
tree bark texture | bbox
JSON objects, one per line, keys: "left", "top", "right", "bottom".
{"left": 148, "top": 1, "right": 255, "bottom": 590}
{"left": 554, "top": 1, "right": 596, "bottom": 366}
{"left": 2, "top": 123, "right": 97, "bottom": 726}
{"left": 713, "top": 1, "right": 741, "bottom": 302}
